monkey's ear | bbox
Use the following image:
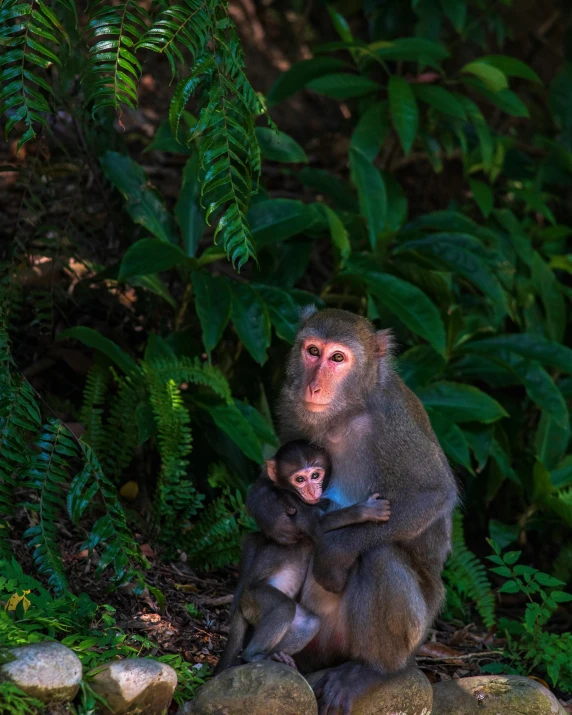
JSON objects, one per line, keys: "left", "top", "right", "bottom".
{"left": 374, "top": 329, "right": 395, "bottom": 358}
{"left": 299, "top": 304, "right": 318, "bottom": 325}
{"left": 266, "top": 459, "right": 278, "bottom": 482}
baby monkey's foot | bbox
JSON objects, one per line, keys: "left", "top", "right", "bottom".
{"left": 270, "top": 652, "right": 298, "bottom": 669}
{"left": 362, "top": 493, "right": 391, "bottom": 521}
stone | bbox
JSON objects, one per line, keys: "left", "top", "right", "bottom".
{"left": 88, "top": 658, "right": 177, "bottom": 714}
{"left": 0, "top": 641, "right": 82, "bottom": 703}
{"left": 431, "top": 674, "right": 568, "bottom": 714}
{"left": 305, "top": 666, "right": 432, "bottom": 715}
{"left": 183, "top": 661, "right": 318, "bottom": 715}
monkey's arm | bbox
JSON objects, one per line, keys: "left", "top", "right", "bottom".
{"left": 246, "top": 477, "right": 306, "bottom": 546}
{"left": 317, "top": 495, "right": 390, "bottom": 536}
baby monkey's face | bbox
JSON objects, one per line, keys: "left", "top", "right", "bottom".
{"left": 289, "top": 466, "right": 326, "bottom": 505}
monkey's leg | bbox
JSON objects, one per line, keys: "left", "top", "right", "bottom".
{"left": 213, "top": 608, "right": 249, "bottom": 674}
{"left": 241, "top": 585, "right": 296, "bottom": 663}
{"left": 273, "top": 603, "right": 320, "bottom": 655}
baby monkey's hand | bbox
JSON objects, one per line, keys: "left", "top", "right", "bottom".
{"left": 359, "top": 493, "right": 391, "bottom": 522}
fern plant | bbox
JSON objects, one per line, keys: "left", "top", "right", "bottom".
{"left": 444, "top": 511, "right": 496, "bottom": 628}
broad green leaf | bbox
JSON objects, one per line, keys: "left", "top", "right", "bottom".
{"left": 298, "top": 167, "right": 357, "bottom": 212}
{"left": 456, "top": 96, "right": 493, "bottom": 171}
{"left": 235, "top": 401, "right": 279, "bottom": 449}
{"left": 267, "top": 57, "right": 352, "bottom": 105}
{"left": 58, "top": 327, "right": 137, "bottom": 375}
{"left": 469, "top": 179, "right": 493, "bottom": 218}
{"left": 481, "top": 55, "right": 541, "bottom": 84}
{"left": 255, "top": 127, "right": 308, "bottom": 163}
{"left": 371, "top": 38, "right": 449, "bottom": 64}
{"left": 398, "top": 345, "right": 446, "bottom": 390}
{"left": 461, "top": 61, "right": 508, "bottom": 92}
{"left": 230, "top": 282, "right": 271, "bottom": 364}
{"left": 413, "top": 85, "right": 466, "bottom": 119}
{"left": 129, "top": 274, "right": 176, "bottom": 308}
{"left": 307, "top": 73, "right": 380, "bottom": 100}
{"left": 461, "top": 334, "right": 572, "bottom": 375}
{"left": 382, "top": 172, "right": 408, "bottom": 232}
{"left": 549, "top": 255, "right": 572, "bottom": 274}
{"left": 99, "top": 151, "right": 178, "bottom": 243}
{"left": 440, "top": 0, "right": 466, "bottom": 32}
{"left": 388, "top": 76, "right": 418, "bottom": 155}
{"left": 426, "top": 408, "right": 472, "bottom": 470}
{"left": 191, "top": 270, "right": 231, "bottom": 355}
{"left": 347, "top": 261, "right": 446, "bottom": 355}
{"left": 494, "top": 209, "right": 533, "bottom": 265}
{"left": 195, "top": 398, "right": 264, "bottom": 463}
{"left": 176, "top": 153, "right": 205, "bottom": 258}
{"left": 253, "top": 283, "right": 299, "bottom": 344}
{"left": 350, "top": 101, "right": 389, "bottom": 162}
{"left": 505, "top": 356, "right": 569, "bottom": 429}
{"left": 535, "top": 412, "right": 570, "bottom": 472}
{"left": 118, "top": 239, "right": 186, "bottom": 281}
{"left": 248, "top": 199, "right": 313, "bottom": 247}
{"left": 416, "top": 381, "right": 508, "bottom": 423}
{"left": 466, "top": 81, "right": 529, "bottom": 118}
{"left": 320, "top": 204, "right": 350, "bottom": 263}
{"left": 552, "top": 456, "right": 572, "bottom": 489}
{"left": 327, "top": 5, "right": 353, "bottom": 42}
{"left": 349, "top": 147, "right": 386, "bottom": 250}
{"left": 144, "top": 115, "right": 194, "bottom": 154}
{"left": 531, "top": 251, "right": 566, "bottom": 343}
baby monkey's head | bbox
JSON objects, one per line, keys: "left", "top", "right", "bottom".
{"left": 266, "top": 440, "right": 331, "bottom": 505}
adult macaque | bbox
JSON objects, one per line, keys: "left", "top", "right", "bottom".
{"left": 246, "top": 308, "right": 458, "bottom": 715}
{"left": 215, "top": 440, "right": 390, "bottom": 674}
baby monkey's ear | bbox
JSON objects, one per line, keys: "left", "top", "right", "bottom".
{"left": 265, "top": 459, "right": 278, "bottom": 482}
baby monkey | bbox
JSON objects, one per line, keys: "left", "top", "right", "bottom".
{"left": 215, "top": 440, "right": 390, "bottom": 673}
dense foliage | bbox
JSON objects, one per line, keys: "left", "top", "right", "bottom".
{"left": 1, "top": 0, "right": 572, "bottom": 703}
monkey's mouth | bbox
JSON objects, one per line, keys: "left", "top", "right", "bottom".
{"left": 304, "top": 401, "right": 330, "bottom": 412}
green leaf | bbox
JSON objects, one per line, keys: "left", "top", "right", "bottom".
{"left": 298, "top": 167, "right": 357, "bottom": 213}
{"left": 531, "top": 251, "right": 566, "bottom": 343}
{"left": 349, "top": 147, "right": 386, "bottom": 250}
{"left": 234, "top": 400, "right": 279, "bottom": 449}
{"left": 506, "top": 357, "right": 569, "bottom": 430}
{"left": 461, "top": 61, "right": 508, "bottom": 92}
{"left": 494, "top": 209, "right": 533, "bottom": 265}
{"left": 195, "top": 398, "right": 263, "bottom": 463}
{"left": 398, "top": 345, "right": 446, "bottom": 390}
{"left": 469, "top": 179, "right": 493, "bottom": 218}
{"left": 176, "top": 153, "right": 205, "bottom": 258}
{"left": 230, "top": 282, "right": 271, "bottom": 364}
{"left": 550, "top": 591, "right": 572, "bottom": 603}
{"left": 253, "top": 283, "right": 299, "bottom": 344}
{"left": 457, "top": 96, "right": 493, "bottom": 171}
{"left": 191, "top": 270, "right": 231, "bottom": 355}
{"left": 481, "top": 55, "right": 541, "bottom": 84}
{"left": 372, "top": 38, "right": 449, "bottom": 64}
{"left": 440, "top": 0, "right": 466, "bottom": 32}
{"left": 144, "top": 117, "right": 194, "bottom": 154}
{"left": 416, "top": 382, "right": 508, "bottom": 423}
{"left": 118, "top": 239, "right": 186, "bottom": 281}
{"left": 426, "top": 408, "right": 472, "bottom": 470}
{"left": 498, "top": 580, "right": 520, "bottom": 594}
{"left": 413, "top": 85, "right": 467, "bottom": 119}
{"left": 58, "top": 327, "right": 137, "bottom": 375}
{"left": 388, "top": 76, "right": 418, "bottom": 155}
{"left": 100, "top": 151, "right": 178, "bottom": 243}
{"left": 467, "top": 82, "right": 529, "bottom": 118}
{"left": 267, "top": 57, "right": 352, "bottom": 105}
{"left": 347, "top": 260, "right": 446, "bottom": 355}
{"left": 462, "top": 335, "right": 572, "bottom": 375}
{"left": 320, "top": 204, "right": 351, "bottom": 263}
{"left": 350, "top": 101, "right": 389, "bottom": 162}
{"left": 255, "top": 127, "right": 307, "bottom": 163}
{"left": 307, "top": 73, "right": 380, "bottom": 100}
{"left": 129, "top": 274, "right": 176, "bottom": 308}
{"left": 248, "top": 199, "right": 313, "bottom": 247}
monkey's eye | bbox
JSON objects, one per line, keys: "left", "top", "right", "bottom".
{"left": 295, "top": 476, "right": 305, "bottom": 484}
{"left": 307, "top": 346, "right": 320, "bottom": 357}
{"left": 331, "top": 352, "right": 344, "bottom": 363}
{"left": 311, "top": 471, "right": 320, "bottom": 480}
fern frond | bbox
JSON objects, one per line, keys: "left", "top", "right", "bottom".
{"left": 444, "top": 511, "right": 496, "bottom": 628}
{"left": 80, "top": 363, "right": 109, "bottom": 454}
{"left": 185, "top": 489, "right": 255, "bottom": 569}
{"left": 148, "top": 356, "right": 232, "bottom": 403}
{"left": 137, "top": 0, "right": 211, "bottom": 80}
{"left": 69, "top": 443, "right": 148, "bottom": 589}
{"left": 21, "top": 419, "right": 74, "bottom": 595}
{"left": 0, "top": 0, "right": 67, "bottom": 148}
{"left": 145, "top": 366, "right": 204, "bottom": 544}
{"left": 100, "top": 372, "right": 142, "bottom": 482}
{"left": 82, "top": 1, "right": 149, "bottom": 115}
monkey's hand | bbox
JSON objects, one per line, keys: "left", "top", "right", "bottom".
{"left": 357, "top": 494, "right": 391, "bottom": 522}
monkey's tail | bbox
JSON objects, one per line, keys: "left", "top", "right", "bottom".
{"left": 213, "top": 606, "right": 248, "bottom": 675}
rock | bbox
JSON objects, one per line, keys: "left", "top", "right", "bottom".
{"left": 305, "top": 666, "right": 432, "bottom": 715}
{"left": 432, "top": 674, "right": 568, "bottom": 714}
{"left": 0, "top": 641, "right": 82, "bottom": 703}
{"left": 183, "top": 661, "right": 318, "bottom": 715}
{"left": 88, "top": 658, "right": 177, "bottom": 714}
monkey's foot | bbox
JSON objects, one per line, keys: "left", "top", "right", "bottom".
{"left": 313, "top": 661, "right": 384, "bottom": 715}
{"left": 270, "top": 651, "right": 298, "bottom": 669}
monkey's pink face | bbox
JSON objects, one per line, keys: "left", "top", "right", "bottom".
{"left": 289, "top": 466, "right": 326, "bottom": 504}
{"left": 301, "top": 339, "right": 355, "bottom": 413}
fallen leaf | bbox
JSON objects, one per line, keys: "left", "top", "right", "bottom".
{"left": 417, "top": 642, "right": 464, "bottom": 659}
{"left": 175, "top": 583, "right": 198, "bottom": 593}
{"left": 119, "top": 480, "right": 139, "bottom": 500}
{"left": 140, "top": 543, "right": 156, "bottom": 558}
{"left": 5, "top": 590, "right": 31, "bottom": 613}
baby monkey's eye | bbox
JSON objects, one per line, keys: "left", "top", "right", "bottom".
{"left": 331, "top": 352, "right": 344, "bottom": 362}
{"left": 307, "top": 345, "right": 320, "bottom": 357}
{"left": 295, "top": 476, "right": 305, "bottom": 484}
{"left": 311, "top": 472, "right": 321, "bottom": 480}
